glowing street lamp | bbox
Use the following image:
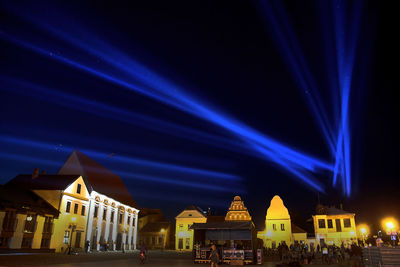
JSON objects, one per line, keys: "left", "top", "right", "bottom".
{"left": 382, "top": 217, "right": 398, "bottom": 246}
{"left": 357, "top": 224, "right": 369, "bottom": 246}
{"left": 160, "top": 228, "right": 165, "bottom": 251}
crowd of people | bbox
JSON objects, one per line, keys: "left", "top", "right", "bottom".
{"left": 270, "top": 242, "right": 363, "bottom": 266}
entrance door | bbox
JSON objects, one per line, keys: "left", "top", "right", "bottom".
{"left": 335, "top": 219, "right": 342, "bottom": 232}
{"left": 116, "top": 233, "right": 122, "bottom": 250}
{"left": 75, "top": 232, "right": 81, "bottom": 248}
{"left": 178, "top": 238, "right": 183, "bottom": 249}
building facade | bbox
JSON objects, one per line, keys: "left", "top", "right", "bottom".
{"left": 1, "top": 150, "right": 140, "bottom": 253}
{"left": 257, "top": 195, "right": 307, "bottom": 248}
{"left": 312, "top": 205, "right": 357, "bottom": 247}
{"left": 0, "top": 184, "right": 59, "bottom": 251}
{"left": 175, "top": 206, "right": 206, "bottom": 251}
{"left": 225, "top": 196, "right": 252, "bottom": 221}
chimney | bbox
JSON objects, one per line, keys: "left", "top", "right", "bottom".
{"left": 32, "top": 168, "right": 39, "bottom": 178}
{"left": 40, "top": 170, "right": 46, "bottom": 175}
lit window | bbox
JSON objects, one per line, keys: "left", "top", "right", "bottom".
{"left": 66, "top": 201, "right": 71, "bottom": 213}
{"left": 63, "top": 231, "right": 70, "bottom": 244}
{"left": 318, "top": 219, "right": 326, "bottom": 228}
{"left": 81, "top": 205, "right": 86, "bottom": 216}
{"left": 344, "top": 219, "right": 351, "bottom": 228}
{"left": 77, "top": 184, "right": 81, "bottom": 194}
{"left": 281, "top": 224, "right": 285, "bottom": 231}
{"left": 74, "top": 203, "right": 79, "bottom": 214}
{"left": 327, "top": 219, "right": 333, "bottom": 228}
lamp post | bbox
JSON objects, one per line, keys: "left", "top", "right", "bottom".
{"left": 68, "top": 217, "right": 77, "bottom": 255}
{"left": 382, "top": 217, "right": 398, "bottom": 247}
{"left": 160, "top": 228, "right": 165, "bottom": 251}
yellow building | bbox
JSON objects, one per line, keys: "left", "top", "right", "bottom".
{"left": 175, "top": 206, "right": 206, "bottom": 251}
{"left": 312, "top": 205, "right": 357, "bottom": 247}
{"left": 225, "top": 196, "right": 252, "bottom": 221}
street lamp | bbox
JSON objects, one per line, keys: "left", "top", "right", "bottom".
{"left": 382, "top": 217, "right": 398, "bottom": 246}
{"left": 160, "top": 228, "right": 165, "bottom": 251}
{"left": 68, "top": 217, "right": 77, "bottom": 255}
{"left": 357, "top": 224, "right": 369, "bottom": 246}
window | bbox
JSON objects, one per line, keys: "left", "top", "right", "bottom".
{"left": 111, "top": 211, "right": 114, "bottom": 223}
{"left": 179, "top": 224, "right": 183, "bottom": 229}
{"left": 327, "top": 219, "right": 333, "bottom": 228}
{"left": 158, "top": 237, "right": 163, "bottom": 244}
{"left": 77, "top": 184, "right": 81, "bottom": 194}
{"left": 273, "top": 224, "right": 277, "bottom": 231}
{"left": 281, "top": 224, "right": 285, "bottom": 231}
{"left": 152, "top": 237, "right": 156, "bottom": 245}
{"left": 344, "top": 218, "right": 351, "bottom": 228}
{"left": 318, "top": 219, "right": 326, "bottom": 228}
{"left": 188, "top": 214, "right": 192, "bottom": 217}
{"left": 63, "top": 231, "right": 70, "bottom": 244}
{"left": 66, "top": 201, "right": 71, "bottom": 213}
{"left": 103, "top": 208, "right": 107, "bottom": 220}
{"left": 119, "top": 213, "right": 123, "bottom": 224}
{"left": 94, "top": 206, "right": 98, "bottom": 218}
{"left": 73, "top": 203, "right": 79, "bottom": 214}
{"left": 81, "top": 205, "right": 86, "bottom": 216}
{"left": 127, "top": 216, "right": 130, "bottom": 225}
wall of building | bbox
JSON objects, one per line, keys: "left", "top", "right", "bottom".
{"left": 313, "top": 214, "right": 357, "bottom": 246}
{"left": 175, "top": 210, "right": 206, "bottom": 251}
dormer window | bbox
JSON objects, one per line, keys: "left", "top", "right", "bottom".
{"left": 77, "top": 184, "right": 81, "bottom": 194}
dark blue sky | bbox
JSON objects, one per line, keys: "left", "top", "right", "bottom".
{"left": 0, "top": 0, "right": 397, "bottom": 230}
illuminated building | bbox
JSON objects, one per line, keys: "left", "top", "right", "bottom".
{"left": 175, "top": 206, "right": 207, "bottom": 251}
{"left": 2, "top": 150, "right": 139, "bottom": 252}
{"left": 312, "top": 204, "right": 357, "bottom": 247}
{"left": 0, "top": 184, "right": 59, "bottom": 250}
{"left": 139, "top": 222, "right": 171, "bottom": 249}
{"left": 257, "top": 195, "right": 307, "bottom": 248}
{"left": 225, "top": 196, "right": 252, "bottom": 221}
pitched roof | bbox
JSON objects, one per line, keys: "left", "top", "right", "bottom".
{"left": 139, "top": 221, "right": 171, "bottom": 233}
{"left": 6, "top": 174, "right": 80, "bottom": 191}
{"left": 291, "top": 223, "right": 307, "bottom": 234}
{"left": 0, "top": 185, "right": 59, "bottom": 216}
{"left": 58, "top": 150, "right": 137, "bottom": 208}
{"left": 325, "top": 207, "right": 353, "bottom": 215}
{"left": 191, "top": 221, "right": 253, "bottom": 230}
{"left": 206, "top": 216, "right": 225, "bottom": 223}
{"left": 185, "top": 205, "right": 204, "bottom": 214}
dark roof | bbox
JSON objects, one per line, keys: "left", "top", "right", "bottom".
{"left": 291, "top": 223, "right": 307, "bottom": 234}
{"left": 185, "top": 205, "right": 204, "bottom": 214}
{"left": 206, "top": 216, "right": 225, "bottom": 223}
{"left": 139, "top": 222, "right": 171, "bottom": 233}
{"left": 0, "top": 185, "right": 59, "bottom": 217}
{"left": 58, "top": 150, "right": 138, "bottom": 208}
{"left": 6, "top": 174, "right": 80, "bottom": 190}
{"left": 325, "top": 207, "right": 353, "bottom": 215}
{"left": 191, "top": 221, "right": 253, "bottom": 230}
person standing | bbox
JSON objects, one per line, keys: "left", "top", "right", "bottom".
{"left": 209, "top": 244, "right": 219, "bottom": 267}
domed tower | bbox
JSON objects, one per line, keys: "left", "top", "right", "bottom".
{"left": 225, "top": 196, "right": 252, "bottom": 221}
{"left": 263, "top": 195, "right": 293, "bottom": 248}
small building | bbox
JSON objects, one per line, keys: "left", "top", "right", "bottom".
{"left": 175, "top": 206, "right": 207, "bottom": 251}
{"left": 312, "top": 204, "right": 357, "bottom": 247}
{"left": 257, "top": 195, "right": 307, "bottom": 248}
{"left": 0, "top": 184, "right": 59, "bottom": 251}
{"left": 139, "top": 221, "right": 171, "bottom": 249}
{"left": 225, "top": 196, "right": 252, "bottom": 221}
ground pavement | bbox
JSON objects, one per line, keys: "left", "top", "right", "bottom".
{"left": 0, "top": 250, "right": 344, "bottom": 267}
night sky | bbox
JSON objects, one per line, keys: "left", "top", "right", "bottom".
{"left": 0, "top": 0, "right": 398, "bottom": 232}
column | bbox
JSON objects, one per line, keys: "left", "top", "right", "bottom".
{"left": 128, "top": 212, "right": 133, "bottom": 250}
{"left": 133, "top": 212, "right": 139, "bottom": 250}
{"left": 85, "top": 199, "right": 96, "bottom": 250}
{"left": 96, "top": 202, "right": 104, "bottom": 251}
{"left": 122, "top": 208, "right": 128, "bottom": 251}
{"left": 103, "top": 206, "right": 112, "bottom": 244}
{"left": 111, "top": 207, "right": 118, "bottom": 250}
